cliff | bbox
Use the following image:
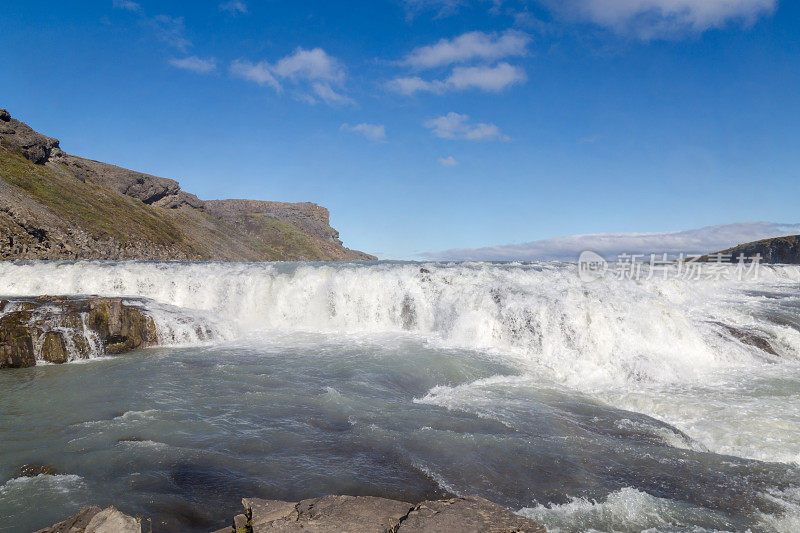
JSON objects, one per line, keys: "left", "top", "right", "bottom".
{"left": 705, "top": 235, "right": 800, "bottom": 264}
{"left": 0, "top": 108, "right": 375, "bottom": 261}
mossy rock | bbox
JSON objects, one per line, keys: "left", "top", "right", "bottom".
{"left": 41, "top": 331, "right": 69, "bottom": 364}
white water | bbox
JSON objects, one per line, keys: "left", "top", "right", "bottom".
{"left": 2, "top": 260, "right": 799, "bottom": 382}
{"left": 2, "top": 260, "right": 800, "bottom": 531}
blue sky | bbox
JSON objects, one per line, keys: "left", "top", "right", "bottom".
{"left": 2, "top": 0, "right": 798, "bottom": 259}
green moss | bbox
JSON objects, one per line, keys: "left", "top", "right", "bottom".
{"left": 0, "top": 150, "right": 187, "bottom": 248}
{"left": 239, "top": 214, "right": 327, "bottom": 261}
{"left": 0, "top": 148, "right": 343, "bottom": 261}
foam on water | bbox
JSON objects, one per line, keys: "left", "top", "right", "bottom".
{"left": 518, "top": 487, "right": 734, "bottom": 532}
{"left": 1, "top": 261, "right": 798, "bottom": 382}
{"left": 1, "top": 260, "right": 800, "bottom": 532}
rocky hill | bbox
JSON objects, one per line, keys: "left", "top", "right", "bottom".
{"left": 0, "top": 108, "right": 375, "bottom": 261}
{"left": 706, "top": 235, "right": 800, "bottom": 264}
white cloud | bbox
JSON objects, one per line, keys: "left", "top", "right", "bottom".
{"left": 402, "top": 0, "right": 776, "bottom": 39}
{"left": 447, "top": 62, "right": 527, "bottom": 91}
{"left": 272, "top": 48, "right": 345, "bottom": 83}
{"left": 402, "top": 0, "right": 464, "bottom": 18}
{"left": 437, "top": 156, "right": 460, "bottom": 166}
{"left": 111, "top": 2, "right": 190, "bottom": 51}
{"left": 219, "top": 0, "right": 248, "bottom": 14}
{"left": 310, "top": 82, "right": 353, "bottom": 106}
{"left": 230, "top": 59, "right": 281, "bottom": 89}
{"left": 169, "top": 56, "right": 217, "bottom": 74}
{"left": 403, "top": 30, "right": 531, "bottom": 69}
{"left": 555, "top": 0, "right": 777, "bottom": 37}
{"left": 422, "top": 222, "right": 800, "bottom": 261}
{"left": 341, "top": 123, "right": 387, "bottom": 141}
{"left": 231, "top": 48, "right": 350, "bottom": 105}
{"left": 387, "top": 76, "right": 439, "bottom": 95}
{"left": 389, "top": 63, "right": 525, "bottom": 95}
{"left": 148, "top": 14, "right": 191, "bottom": 51}
{"left": 424, "top": 112, "right": 509, "bottom": 141}
{"left": 113, "top": 0, "right": 141, "bottom": 12}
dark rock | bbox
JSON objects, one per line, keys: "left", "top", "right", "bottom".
{"left": 233, "top": 494, "right": 546, "bottom": 532}
{"left": 34, "top": 506, "right": 141, "bottom": 533}
{"left": 717, "top": 323, "right": 777, "bottom": 356}
{"left": 704, "top": 235, "right": 800, "bottom": 264}
{"left": 41, "top": 331, "right": 69, "bottom": 364}
{"left": 0, "top": 296, "right": 158, "bottom": 368}
{"left": 0, "top": 110, "right": 62, "bottom": 164}
{"left": 0, "top": 312, "right": 36, "bottom": 368}
{"left": 17, "top": 463, "right": 58, "bottom": 477}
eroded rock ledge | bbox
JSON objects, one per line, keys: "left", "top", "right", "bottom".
{"left": 39, "top": 495, "right": 545, "bottom": 532}
{"left": 0, "top": 296, "right": 157, "bottom": 368}
{"left": 216, "top": 494, "right": 546, "bottom": 533}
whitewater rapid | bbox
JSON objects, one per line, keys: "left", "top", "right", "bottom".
{"left": 1, "top": 260, "right": 799, "bottom": 383}
{"left": 2, "top": 260, "right": 800, "bottom": 532}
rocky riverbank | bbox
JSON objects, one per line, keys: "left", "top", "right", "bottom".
{"left": 37, "top": 495, "right": 546, "bottom": 532}
{"left": 0, "top": 296, "right": 158, "bottom": 368}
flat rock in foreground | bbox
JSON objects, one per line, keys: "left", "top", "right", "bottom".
{"left": 34, "top": 506, "right": 141, "bottom": 533}
{"left": 219, "top": 495, "right": 545, "bottom": 533}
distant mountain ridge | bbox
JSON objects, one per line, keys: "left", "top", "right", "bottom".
{"left": 0, "top": 108, "right": 375, "bottom": 261}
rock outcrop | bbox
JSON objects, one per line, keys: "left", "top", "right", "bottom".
{"left": 705, "top": 235, "right": 800, "bottom": 264}
{"left": 216, "top": 495, "right": 546, "bottom": 533}
{"left": 0, "top": 108, "right": 375, "bottom": 261}
{"left": 0, "top": 296, "right": 157, "bottom": 368}
{"left": 34, "top": 506, "right": 141, "bottom": 533}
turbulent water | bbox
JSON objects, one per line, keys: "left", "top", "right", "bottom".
{"left": 1, "top": 260, "right": 799, "bottom": 532}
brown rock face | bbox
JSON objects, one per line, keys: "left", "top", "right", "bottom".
{"left": 0, "top": 297, "right": 158, "bottom": 368}
{"left": 222, "top": 495, "right": 546, "bottom": 533}
{"left": 0, "top": 108, "right": 62, "bottom": 164}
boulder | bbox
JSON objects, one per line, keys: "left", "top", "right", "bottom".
{"left": 34, "top": 506, "right": 140, "bottom": 533}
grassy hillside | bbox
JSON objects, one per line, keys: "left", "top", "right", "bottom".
{"left": 0, "top": 143, "right": 359, "bottom": 261}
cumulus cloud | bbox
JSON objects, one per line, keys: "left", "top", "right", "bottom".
{"left": 437, "top": 156, "right": 460, "bottom": 166}
{"left": 231, "top": 48, "right": 351, "bottom": 105}
{"left": 341, "top": 123, "right": 387, "bottom": 141}
{"left": 113, "top": 0, "right": 141, "bottom": 12}
{"left": 169, "top": 56, "right": 217, "bottom": 74}
{"left": 447, "top": 62, "right": 527, "bottom": 91}
{"left": 401, "top": 0, "right": 776, "bottom": 39}
{"left": 230, "top": 59, "right": 280, "bottom": 89}
{"left": 402, "top": 30, "right": 531, "bottom": 69}
{"left": 422, "top": 222, "right": 800, "bottom": 261}
{"left": 147, "top": 14, "right": 191, "bottom": 51}
{"left": 112, "top": 1, "right": 190, "bottom": 51}
{"left": 402, "top": 0, "right": 464, "bottom": 18}
{"left": 390, "top": 30, "right": 529, "bottom": 95}
{"left": 389, "top": 63, "right": 526, "bottom": 95}
{"left": 424, "top": 112, "right": 509, "bottom": 141}
{"left": 219, "top": 0, "right": 248, "bottom": 14}
{"left": 546, "top": 0, "right": 778, "bottom": 38}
